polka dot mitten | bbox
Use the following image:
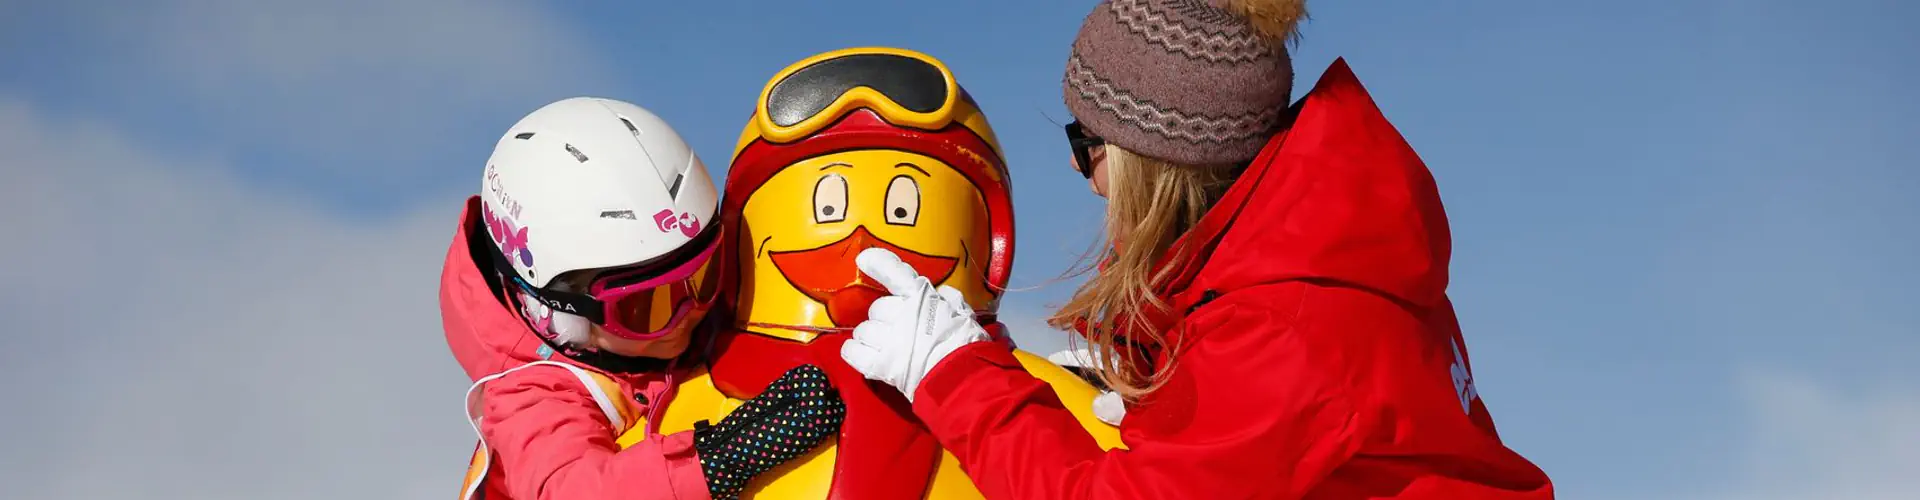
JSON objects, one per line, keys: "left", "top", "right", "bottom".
{"left": 693, "top": 364, "right": 845, "bottom": 500}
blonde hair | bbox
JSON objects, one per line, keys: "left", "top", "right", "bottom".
{"left": 1047, "top": 145, "right": 1236, "bottom": 399}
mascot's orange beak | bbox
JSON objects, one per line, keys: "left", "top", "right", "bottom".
{"left": 768, "top": 226, "right": 958, "bottom": 326}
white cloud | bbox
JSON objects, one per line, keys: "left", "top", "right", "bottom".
{"left": 1689, "top": 371, "right": 1920, "bottom": 500}
{"left": 0, "top": 96, "right": 473, "bottom": 499}
{"left": 50, "top": 0, "right": 614, "bottom": 189}
{"left": 0, "top": 3, "right": 600, "bottom": 492}
{"left": 0, "top": 5, "right": 615, "bottom": 493}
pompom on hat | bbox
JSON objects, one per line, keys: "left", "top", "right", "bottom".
{"left": 1063, "top": 0, "right": 1308, "bottom": 166}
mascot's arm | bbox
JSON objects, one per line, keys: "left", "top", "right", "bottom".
{"left": 910, "top": 306, "right": 1362, "bottom": 500}
{"left": 1007, "top": 350, "right": 1127, "bottom": 449}
{"left": 481, "top": 369, "right": 710, "bottom": 500}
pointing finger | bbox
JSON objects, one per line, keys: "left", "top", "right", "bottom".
{"left": 857, "top": 247, "right": 928, "bottom": 295}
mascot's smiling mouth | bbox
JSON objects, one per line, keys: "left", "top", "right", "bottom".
{"left": 767, "top": 226, "right": 958, "bottom": 326}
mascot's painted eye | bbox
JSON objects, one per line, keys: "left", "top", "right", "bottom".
{"left": 814, "top": 173, "right": 849, "bottom": 223}
{"left": 885, "top": 175, "right": 920, "bottom": 226}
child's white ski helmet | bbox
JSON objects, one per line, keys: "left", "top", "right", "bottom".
{"left": 479, "top": 97, "right": 719, "bottom": 347}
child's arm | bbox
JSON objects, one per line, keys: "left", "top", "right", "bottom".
{"left": 479, "top": 368, "right": 709, "bottom": 500}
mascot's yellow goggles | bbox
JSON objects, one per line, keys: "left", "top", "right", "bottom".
{"left": 750, "top": 47, "right": 962, "bottom": 143}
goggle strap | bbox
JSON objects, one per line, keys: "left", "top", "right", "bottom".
{"left": 486, "top": 244, "right": 608, "bottom": 324}
{"left": 518, "top": 282, "right": 607, "bottom": 325}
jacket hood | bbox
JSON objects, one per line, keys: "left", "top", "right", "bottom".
{"left": 440, "top": 196, "right": 677, "bottom": 380}
{"left": 441, "top": 196, "right": 553, "bottom": 381}
{"left": 1158, "top": 58, "right": 1451, "bottom": 314}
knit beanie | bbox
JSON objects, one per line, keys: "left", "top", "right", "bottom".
{"left": 1064, "top": 0, "right": 1308, "bottom": 166}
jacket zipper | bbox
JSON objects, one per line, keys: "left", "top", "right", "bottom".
{"left": 643, "top": 358, "right": 678, "bottom": 439}
{"left": 1187, "top": 289, "right": 1221, "bottom": 315}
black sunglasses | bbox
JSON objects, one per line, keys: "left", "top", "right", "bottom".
{"left": 1063, "top": 121, "right": 1104, "bottom": 179}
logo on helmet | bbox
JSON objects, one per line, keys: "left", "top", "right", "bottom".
{"left": 653, "top": 209, "right": 701, "bottom": 238}
{"left": 484, "top": 203, "right": 534, "bottom": 268}
{"left": 484, "top": 164, "right": 524, "bottom": 219}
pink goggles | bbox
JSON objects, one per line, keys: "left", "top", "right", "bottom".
{"left": 507, "top": 234, "right": 720, "bottom": 341}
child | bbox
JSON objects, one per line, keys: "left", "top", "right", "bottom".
{"left": 439, "top": 96, "right": 844, "bottom": 500}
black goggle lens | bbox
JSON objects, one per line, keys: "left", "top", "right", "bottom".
{"left": 766, "top": 53, "right": 949, "bottom": 128}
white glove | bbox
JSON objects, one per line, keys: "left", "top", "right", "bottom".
{"left": 840, "top": 248, "right": 991, "bottom": 402}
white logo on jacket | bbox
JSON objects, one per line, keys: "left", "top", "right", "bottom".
{"left": 1449, "top": 338, "right": 1480, "bottom": 415}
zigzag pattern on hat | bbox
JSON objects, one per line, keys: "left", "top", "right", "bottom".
{"left": 1066, "top": 55, "right": 1283, "bottom": 145}
{"left": 1107, "top": 0, "right": 1275, "bottom": 64}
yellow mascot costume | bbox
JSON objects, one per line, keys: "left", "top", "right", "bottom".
{"left": 615, "top": 47, "right": 1124, "bottom": 499}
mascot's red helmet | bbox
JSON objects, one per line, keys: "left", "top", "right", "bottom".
{"left": 719, "top": 46, "right": 1015, "bottom": 343}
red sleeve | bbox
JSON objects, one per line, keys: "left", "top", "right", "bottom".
{"left": 911, "top": 302, "right": 1364, "bottom": 500}
{"left": 480, "top": 367, "right": 711, "bottom": 500}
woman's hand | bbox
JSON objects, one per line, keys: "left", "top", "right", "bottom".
{"left": 693, "top": 364, "right": 845, "bottom": 500}
{"left": 841, "top": 247, "right": 991, "bottom": 402}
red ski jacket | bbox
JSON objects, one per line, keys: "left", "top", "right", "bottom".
{"left": 909, "top": 59, "right": 1554, "bottom": 500}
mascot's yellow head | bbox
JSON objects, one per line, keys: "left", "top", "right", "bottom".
{"left": 719, "top": 47, "right": 1014, "bottom": 343}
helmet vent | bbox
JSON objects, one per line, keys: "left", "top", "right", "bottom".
{"left": 564, "top": 144, "right": 589, "bottom": 163}
{"left": 619, "top": 117, "right": 641, "bottom": 135}
{"left": 599, "top": 210, "right": 636, "bottom": 220}
{"left": 667, "top": 172, "right": 685, "bottom": 199}
{"left": 514, "top": 132, "right": 536, "bottom": 140}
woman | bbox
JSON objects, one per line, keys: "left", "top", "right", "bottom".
{"left": 838, "top": 0, "right": 1555, "bottom": 498}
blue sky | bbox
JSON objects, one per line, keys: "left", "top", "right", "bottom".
{"left": 1, "top": 1, "right": 1915, "bottom": 498}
